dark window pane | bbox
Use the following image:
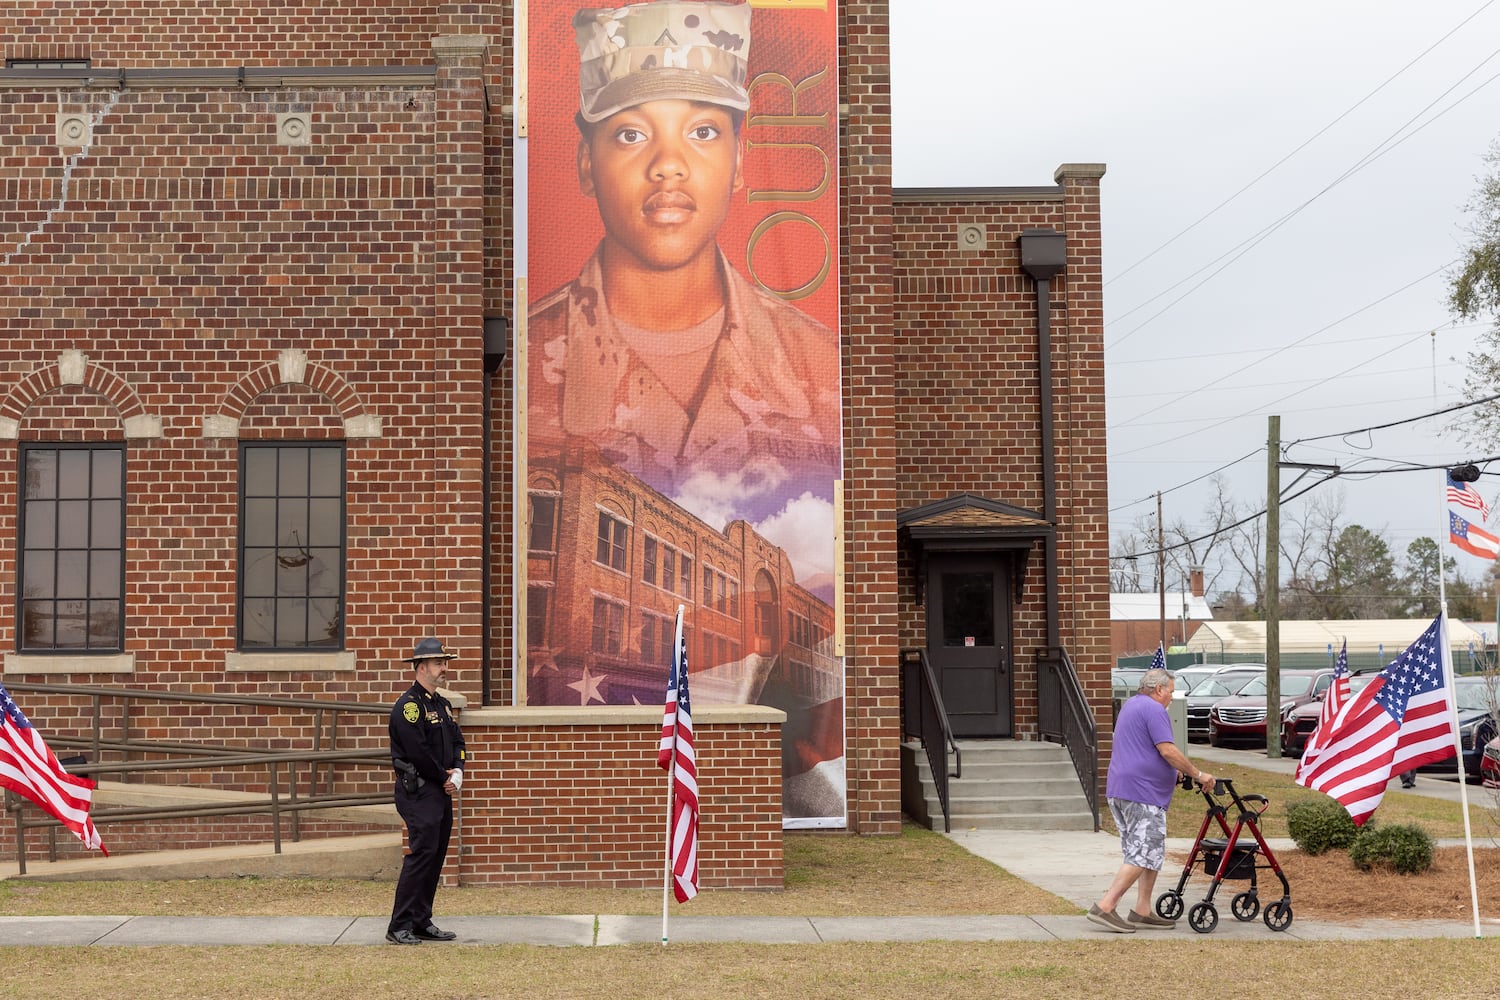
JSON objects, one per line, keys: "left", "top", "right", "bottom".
{"left": 277, "top": 498, "right": 308, "bottom": 547}
{"left": 89, "top": 551, "right": 120, "bottom": 599}
{"left": 244, "top": 549, "right": 276, "bottom": 596}
{"left": 275, "top": 598, "right": 307, "bottom": 646}
{"left": 308, "top": 449, "right": 341, "bottom": 495}
{"left": 530, "top": 495, "right": 557, "bottom": 552}
{"left": 55, "top": 551, "right": 87, "bottom": 599}
{"left": 58, "top": 499, "right": 88, "bottom": 542}
{"left": 661, "top": 548, "right": 674, "bottom": 591}
{"left": 527, "top": 587, "right": 549, "bottom": 646}
{"left": 680, "top": 556, "right": 692, "bottom": 598}
{"left": 941, "top": 571, "right": 995, "bottom": 647}
{"left": 92, "top": 450, "right": 122, "bottom": 499}
{"left": 307, "top": 549, "right": 340, "bottom": 597}
{"left": 278, "top": 449, "right": 308, "bottom": 495}
{"left": 245, "top": 498, "right": 276, "bottom": 546}
{"left": 91, "top": 499, "right": 121, "bottom": 548}
{"left": 596, "top": 514, "right": 610, "bottom": 565}
{"left": 277, "top": 553, "right": 309, "bottom": 596}
{"left": 307, "top": 599, "right": 340, "bottom": 646}
{"left": 244, "top": 449, "right": 276, "bottom": 495}
{"left": 87, "top": 601, "right": 120, "bottom": 649}
{"left": 54, "top": 599, "right": 87, "bottom": 648}
{"left": 308, "top": 498, "right": 341, "bottom": 545}
{"left": 25, "top": 450, "right": 57, "bottom": 499}
{"left": 24, "top": 500, "right": 56, "bottom": 548}
{"left": 21, "top": 601, "right": 55, "bottom": 646}
{"left": 58, "top": 450, "right": 90, "bottom": 497}
{"left": 241, "top": 597, "right": 274, "bottom": 646}
{"left": 22, "top": 552, "right": 54, "bottom": 599}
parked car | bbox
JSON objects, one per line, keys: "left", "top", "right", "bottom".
{"left": 1482, "top": 735, "right": 1500, "bottom": 788}
{"left": 1112, "top": 667, "right": 1148, "bottom": 701}
{"left": 1416, "top": 675, "right": 1498, "bottom": 782}
{"left": 1281, "top": 673, "right": 1378, "bottom": 756}
{"left": 1171, "top": 665, "right": 1221, "bottom": 693}
{"left": 1185, "top": 666, "right": 1265, "bottom": 742}
{"left": 1208, "top": 668, "right": 1335, "bottom": 748}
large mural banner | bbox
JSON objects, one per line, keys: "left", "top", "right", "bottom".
{"left": 525, "top": 0, "right": 843, "bottom": 825}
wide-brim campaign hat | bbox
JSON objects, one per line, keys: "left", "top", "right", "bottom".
{"left": 405, "top": 637, "right": 458, "bottom": 663}
{"left": 573, "top": 0, "right": 752, "bottom": 124}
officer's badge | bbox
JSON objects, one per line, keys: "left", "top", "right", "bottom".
{"left": 403, "top": 702, "right": 420, "bottom": 724}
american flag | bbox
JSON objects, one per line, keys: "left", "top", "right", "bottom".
{"left": 1150, "top": 643, "right": 1165, "bottom": 672}
{"left": 1447, "top": 475, "right": 1491, "bottom": 522}
{"left": 1295, "top": 639, "right": 1350, "bottom": 775}
{"left": 1449, "top": 511, "right": 1500, "bottom": 561}
{"left": 1294, "top": 616, "right": 1455, "bottom": 825}
{"left": 0, "top": 683, "right": 107, "bottom": 854}
{"left": 658, "top": 608, "right": 698, "bottom": 902}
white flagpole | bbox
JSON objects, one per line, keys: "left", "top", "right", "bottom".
{"left": 661, "top": 605, "right": 685, "bottom": 946}
{"left": 1436, "top": 479, "right": 1483, "bottom": 938}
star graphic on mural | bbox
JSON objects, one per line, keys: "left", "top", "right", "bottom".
{"left": 567, "top": 664, "right": 608, "bottom": 706}
{"left": 529, "top": 647, "right": 565, "bottom": 677}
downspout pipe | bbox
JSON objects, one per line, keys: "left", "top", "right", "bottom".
{"left": 481, "top": 314, "right": 510, "bottom": 706}
{"left": 1018, "top": 229, "right": 1066, "bottom": 655}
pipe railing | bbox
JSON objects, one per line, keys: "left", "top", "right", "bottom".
{"left": 900, "top": 648, "right": 960, "bottom": 832}
{"left": 1036, "top": 646, "right": 1099, "bottom": 829}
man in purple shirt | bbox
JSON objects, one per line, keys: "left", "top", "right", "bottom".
{"left": 1088, "top": 668, "right": 1215, "bottom": 933}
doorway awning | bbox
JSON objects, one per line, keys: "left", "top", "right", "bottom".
{"left": 897, "top": 493, "right": 1052, "bottom": 599}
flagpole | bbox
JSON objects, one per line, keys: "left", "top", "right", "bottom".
{"left": 1437, "top": 474, "right": 1483, "bottom": 938}
{"left": 661, "top": 605, "right": 685, "bottom": 946}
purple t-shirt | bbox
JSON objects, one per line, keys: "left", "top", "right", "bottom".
{"left": 1106, "top": 693, "right": 1178, "bottom": 808}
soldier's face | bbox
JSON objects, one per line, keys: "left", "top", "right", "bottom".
{"left": 578, "top": 99, "right": 743, "bottom": 273}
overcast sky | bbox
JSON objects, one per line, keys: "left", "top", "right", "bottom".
{"left": 890, "top": 0, "right": 1500, "bottom": 597}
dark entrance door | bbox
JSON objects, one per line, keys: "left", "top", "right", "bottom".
{"left": 925, "top": 552, "right": 1012, "bottom": 737}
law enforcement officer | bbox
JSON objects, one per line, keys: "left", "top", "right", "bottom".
{"left": 386, "top": 637, "right": 466, "bottom": 945}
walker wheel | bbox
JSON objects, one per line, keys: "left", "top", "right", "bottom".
{"left": 1155, "top": 892, "right": 1184, "bottom": 921}
{"left": 1263, "top": 899, "right": 1293, "bottom": 932}
{"left": 1188, "top": 902, "right": 1218, "bottom": 934}
{"left": 1230, "top": 890, "right": 1260, "bottom": 921}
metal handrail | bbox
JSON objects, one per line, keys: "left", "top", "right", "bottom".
{"left": 3, "top": 681, "right": 399, "bottom": 874}
{"left": 900, "top": 648, "right": 960, "bottom": 832}
{"left": 1036, "top": 646, "right": 1099, "bottom": 829}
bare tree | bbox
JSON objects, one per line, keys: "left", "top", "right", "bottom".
{"left": 1110, "top": 530, "right": 1146, "bottom": 592}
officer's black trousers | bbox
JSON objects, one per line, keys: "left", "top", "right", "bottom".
{"left": 388, "top": 780, "right": 453, "bottom": 933}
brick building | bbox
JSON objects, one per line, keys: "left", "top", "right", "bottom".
{"left": 0, "top": 1, "right": 1110, "bottom": 887}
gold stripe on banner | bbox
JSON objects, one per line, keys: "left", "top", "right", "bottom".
{"left": 834, "top": 478, "right": 845, "bottom": 658}
{"left": 515, "top": 0, "right": 528, "bottom": 136}
{"left": 750, "top": 0, "right": 828, "bottom": 7}
{"left": 513, "top": 275, "right": 528, "bottom": 707}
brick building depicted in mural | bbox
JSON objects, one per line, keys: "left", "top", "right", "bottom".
{"left": 0, "top": 1, "right": 1110, "bottom": 886}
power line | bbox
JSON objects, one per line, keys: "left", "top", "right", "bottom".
{"left": 1106, "top": 0, "right": 1496, "bottom": 288}
{"left": 1107, "top": 448, "right": 1262, "bottom": 514}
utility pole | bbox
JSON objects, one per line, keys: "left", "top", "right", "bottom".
{"left": 1266, "top": 416, "right": 1281, "bottom": 758}
{"left": 1157, "top": 491, "right": 1166, "bottom": 653}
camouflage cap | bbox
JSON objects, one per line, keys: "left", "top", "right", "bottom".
{"left": 573, "top": 0, "right": 752, "bottom": 124}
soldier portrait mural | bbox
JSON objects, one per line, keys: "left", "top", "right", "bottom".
{"left": 524, "top": 0, "right": 844, "bottom": 824}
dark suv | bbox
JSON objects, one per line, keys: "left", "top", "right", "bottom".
{"left": 1184, "top": 665, "right": 1265, "bottom": 742}
{"left": 1208, "top": 668, "right": 1335, "bottom": 748}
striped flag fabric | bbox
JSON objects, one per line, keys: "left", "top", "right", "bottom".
{"left": 0, "top": 683, "right": 107, "bottom": 855}
{"left": 1295, "top": 639, "right": 1350, "bottom": 776}
{"left": 1447, "top": 475, "right": 1491, "bottom": 522}
{"left": 658, "top": 609, "right": 698, "bottom": 902}
{"left": 1449, "top": 511, "right": 1500, "bottom": 560}
{"left": 1150, "top": 643, "right": 1165, "bottom": 672}
{"left": 1294, "top": 615, "right": 1455, "bottom": 825}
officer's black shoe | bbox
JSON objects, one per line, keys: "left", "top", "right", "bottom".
{"left": 414, "top": 924, "right": 457, "bottom": 941}
{"left": 385, "top": 929, "right": 422, "bottom": 945}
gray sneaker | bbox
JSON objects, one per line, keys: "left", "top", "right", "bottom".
{"left": 1086, "top": 904, "right": 1136, "bottom": 933}
{"left": 1127, "top": 909, "right": 1176, "bottom": 928}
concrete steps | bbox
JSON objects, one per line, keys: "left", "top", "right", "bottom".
{"left": 903, "top": 739, "right": 1094, "bottom": 832}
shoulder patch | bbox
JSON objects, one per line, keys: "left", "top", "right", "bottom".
{"left": 402, "top": 702, "right": 420, "bottom": 724}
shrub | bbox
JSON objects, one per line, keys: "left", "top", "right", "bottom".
{"left": 1286, "top": 797, "right": 1359, "bottom": 855}
{"left": 1349, "top": 823, "right": 1435, "bottom": 875}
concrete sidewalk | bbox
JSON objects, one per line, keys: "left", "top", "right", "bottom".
{"left": 1, "top": 741, "right": 1492, "bottom": 946}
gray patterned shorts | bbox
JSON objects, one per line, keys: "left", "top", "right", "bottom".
{"left": 1108, "top": 797, "right": 1167, "bottom": 871}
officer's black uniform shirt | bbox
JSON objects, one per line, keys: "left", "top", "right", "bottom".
{"left": 389, "top": 681, "right": 465, "bottom": 785}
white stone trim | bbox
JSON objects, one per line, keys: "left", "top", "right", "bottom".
{"left": 4, "top": 652, "right": 134, "bottom": 675}
{"left": 225, "top": 651, "right": 357, "bottom": 673}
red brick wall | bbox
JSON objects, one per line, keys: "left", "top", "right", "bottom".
{"left": 891, "top": 171, "right": 1111, "bottom": 772}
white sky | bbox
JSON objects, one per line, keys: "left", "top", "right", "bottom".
{"left": 891, "top": 0, "right": 1500, "bottom": 596}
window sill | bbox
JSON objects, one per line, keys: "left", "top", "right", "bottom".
{"left": 225, "top": 651, "right": 356, "bottom": 673}
{"left": 4, "top": 652, "right": 135, "bottom": 675}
